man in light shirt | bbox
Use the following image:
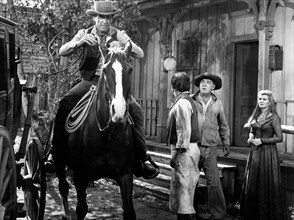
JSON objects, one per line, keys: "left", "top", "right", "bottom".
{"left": 191, "top": 72, "right": 230, "bottom": 220}
{"left": 167, "top": 72, "right": 201, "bottom": 220}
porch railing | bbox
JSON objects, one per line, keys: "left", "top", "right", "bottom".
{"left": 137, "top": 98, "right": 159, "bottom": 139}
{"left": 277, "top": 100, "right": 294, "bottom": 153}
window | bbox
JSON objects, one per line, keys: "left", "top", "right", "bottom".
{"left": 177, "top": 39, "right": 199, "bottom": 70}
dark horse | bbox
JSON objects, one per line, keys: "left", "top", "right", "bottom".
{"left": 55, "top": 41, "right": 136, "bottom": 220}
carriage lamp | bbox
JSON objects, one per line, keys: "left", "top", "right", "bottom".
{"left": 19, "top": 79, "right": 27, "bottom": 86}
{"left": 16, "top": 74, "right": 39, "bottom": 160}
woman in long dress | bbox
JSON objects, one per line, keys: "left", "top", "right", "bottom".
{"left": 241, "top": 90, "right": 288, "bottom": 220}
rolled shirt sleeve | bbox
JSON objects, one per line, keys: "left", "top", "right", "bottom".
{"left": 116, "top": 29, "right": 144, "bottom": 58}
{"left": 59, "top": 28, "right": 144, "bottom": 59}
{"left": 59, "top": 29, "right": 87, "bottom": 56}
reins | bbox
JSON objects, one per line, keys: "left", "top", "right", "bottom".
{"left": 94, "top": 74, "right": 112, "bottom": 132}
{"left": 66, "top": 45, "right": 131, "bottom": 133}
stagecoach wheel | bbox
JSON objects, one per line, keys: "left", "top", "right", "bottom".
{"left": 0, "top": 126, "right": 17, "bottom": 220}
{"left": 23, "top": 137, "right": 46, "bottom": 220}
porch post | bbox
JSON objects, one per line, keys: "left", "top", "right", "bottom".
{"left": 257, "top": 0, "right": 270, "bottom": 91}
{"left": 154, "top": 11, "right": 189, "bottom": 143}
{"left": 239, "top": 0, "right": 284, "bottom": 90}
{"left": 157, "top": 42, "right": 169, "bottom": 143}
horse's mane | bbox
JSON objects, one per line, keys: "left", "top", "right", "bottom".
{"left": 101, "top": 46, "right": 128, "bottom": 70}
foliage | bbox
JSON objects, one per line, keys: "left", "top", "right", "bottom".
{"left": 31, "top": 109, "right": 54, "bottom": 147}
{"left": 113, "top": 2, "right": 141, "bottom": 44}
{"left": 9, "top": 0, "right": 141, "bottom": 115}
{"left": 290, "top": 206, "right": 294, "bottom": 220}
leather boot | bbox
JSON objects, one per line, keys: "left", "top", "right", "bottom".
{"left": 184, "top": 214, "right": 197, "bottom": 220}
{"left": 129, "top": 101, "right": 160, "bottom": 179}
{"left": 177, "top": 213, "right": 184, "bottom": 220}
{"left": 46, "top": 98, "right": 75, "bottom": 173}
{"left": 141, "top": 155, "right": 160, "bottom": 179}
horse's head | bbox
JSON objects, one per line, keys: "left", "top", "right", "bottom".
{"left": 101, "top": 41, "right": 133, "bottom": 123}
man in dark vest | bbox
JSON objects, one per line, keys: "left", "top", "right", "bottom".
{"left": 167, "top": 72, "right": 201, "bottom": 220}
{"left": 46, "top": 0, "right": 159, "bottom": 179}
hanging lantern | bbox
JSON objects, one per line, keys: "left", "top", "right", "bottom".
{"left": 163, "top": 49, "right": 176, "bottom": 71}
{"left": 164, "top": 56, "right": 176, "bottom": 71}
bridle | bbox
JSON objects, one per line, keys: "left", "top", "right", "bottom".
{"left": 94, "top": 47, "right": 131, "bottom": 132}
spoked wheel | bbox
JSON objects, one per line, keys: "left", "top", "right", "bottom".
{"left": 0, "top": 126, "right": 17, "bottom": 220}
{"left": 23, "top": 137, "right": 46, "bottom": 220}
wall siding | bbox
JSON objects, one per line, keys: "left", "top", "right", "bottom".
{"left": 135, "top": 1, "right": 294, "bottom": 154}
{"left": 272, "top": 5, "right": 294, "bottom": 153}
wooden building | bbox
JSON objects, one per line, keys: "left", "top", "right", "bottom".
{"left": 129, "top": 0, "right": 294, "bottom": 211}
{"left": 130, "top": 0, "right": 294, "bottom": 153}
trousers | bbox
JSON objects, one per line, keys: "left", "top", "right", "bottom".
{"left": 169, "top": 143, "right": 200, "bottom": 214}
{"left": 197, "top": 146, "right": 227, "bottom": 219}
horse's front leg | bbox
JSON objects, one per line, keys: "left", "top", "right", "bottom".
{"left": 74, "top": 177, "right": 88, "bottom": 220}
{"left": 117, "top": 173, "right": 136, "bottom": 220}
{"left": 55, "top": 156, "right": 71, "bottom": 220}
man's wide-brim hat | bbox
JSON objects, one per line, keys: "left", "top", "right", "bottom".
{"left": 86, "top": 1, "right": 120, "bottom": 16}
{"left": 193, "top": 72, "right": 222, "bottom": 90}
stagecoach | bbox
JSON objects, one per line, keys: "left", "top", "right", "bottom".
{"left": 0, "top": 16, "right": 47, "bottom": 220}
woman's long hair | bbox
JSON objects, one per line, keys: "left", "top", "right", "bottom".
{"left": 247, "top": 90, "right": 278, "bottom": 124}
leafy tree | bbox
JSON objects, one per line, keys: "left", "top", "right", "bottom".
{"left": 9, "top": 0, "right": 141, "bottom": 117}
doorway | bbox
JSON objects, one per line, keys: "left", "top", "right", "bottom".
{"left": 234, "top": 42, "right": 258, "bottom": 146}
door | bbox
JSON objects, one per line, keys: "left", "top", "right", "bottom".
{"left": 234, "top": 42, "right": 258, "bottom": 146}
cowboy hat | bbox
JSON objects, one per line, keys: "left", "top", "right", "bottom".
{"left": 193, "top": 72, "right": 222, "bottom": 90}
{"left": 86, "top": 1, "right": 120, "bottom": 16}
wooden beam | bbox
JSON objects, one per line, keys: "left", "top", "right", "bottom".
{"left": 138, "top": 0, "right": 227, "bottom": 17}
{"left": 138, "top": 0, "right": 181, "bottom": 10}
{"left": 257, "top": 0, "right": 270, "bottom": 90}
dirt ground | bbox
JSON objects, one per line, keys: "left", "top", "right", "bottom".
{"left": 17, "top": 174, "right": 177, "bottom": 220}
{"left": 16, "top": 173, "right": 242, "bottom": 220}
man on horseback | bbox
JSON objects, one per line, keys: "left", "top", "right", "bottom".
{"left": 46, "top": 0, "right": 159, "bottom": 179}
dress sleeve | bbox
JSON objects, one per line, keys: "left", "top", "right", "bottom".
{"left": 261, "top": 115, "right": 283, "bottom": 144}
